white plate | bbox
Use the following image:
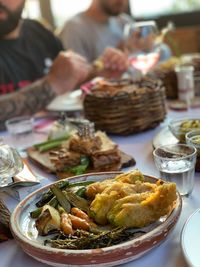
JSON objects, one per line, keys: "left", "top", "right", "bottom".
{"left": 47, "top": 89, "right": 83, "bottom": 112}
{"left": 181, "top": 208, "right": 200, "bottom": 267}
{"left": 152, "top": 127, "right": 179, "bottom": 148}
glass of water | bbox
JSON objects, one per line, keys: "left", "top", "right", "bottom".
{"left": 153, "top": 144, "right": 197, "bottom": 197}
{"left": 5, "top": 116, "right": 34, "bottom": 135}
{"left": 0, "top": 141, "right": 23, "bottom": 187}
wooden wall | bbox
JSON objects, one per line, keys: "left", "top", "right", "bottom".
{"left": 165, "top": 26, "right": 200, "bottom": 56}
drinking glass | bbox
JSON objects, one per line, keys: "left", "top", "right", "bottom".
{"left": 153, "top": 144, "right": 197, "bottom": 197}
{"left": 124, "top": 20, "right": 160, "bottom": 75}
{"left": 186, "top": 130, "right": 200, "bottom": 172}
{"left": 5, "top": 116, "right": 34, "bottom": 135}
{"left": 0, "top": 141, "right": 23, "bottom": 187}
{"left": 5, "top": 116, "right": 38, "bottom": 150}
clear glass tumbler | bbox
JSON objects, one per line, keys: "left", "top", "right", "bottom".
{"left": 5, "top": 116, "right": 34, "bottom": 135}
{"left": 186, "top": 130, "right": 200, "bottom": 172}
{"left": 153, "top": 144, "right": 197, "bottom": 196}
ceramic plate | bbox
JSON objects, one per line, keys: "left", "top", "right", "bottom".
{"left": 152, "top": 127, "right": 179, "bottom": 148}
{"left": 47, "top": 89, "right": 83, "bottom": 112}
{"left": 10, "top": 172, "right": 182, "bottom": 267}
{"left": 181, "top": 208, "right": 200, "bottom": 267}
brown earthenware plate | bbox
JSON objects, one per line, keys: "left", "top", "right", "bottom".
{"left": 10, "top": 172, "right": 182, "bottom": 267}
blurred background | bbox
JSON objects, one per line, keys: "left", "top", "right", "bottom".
{"left": 23, "top": 0, "right": 200, "bottom": 56}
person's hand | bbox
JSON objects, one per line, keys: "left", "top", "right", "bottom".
{"left": 95, "top": 47, "right": 129, "bottom": 78}
{"left": 91, "top": 47, "right": 128, "bottom": 78}
{"left": 46, "top": 51, "right": 90, "bottom": 95}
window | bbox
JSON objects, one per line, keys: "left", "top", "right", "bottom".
{"left": 129, "top": 0, "right": 200, "bottom": 18}
{"left": 51, "top": 0, "right": 92, "bottom": 28}
{"left": 22, "top": 0, "right": 41, "bottom": 20}
{"left": 23, "top": 0, "right": 92, "bottom": 29}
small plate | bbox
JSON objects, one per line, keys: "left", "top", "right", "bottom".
{"left": 10, "top": 172, "right": 182, "bottom": 267}
{"left": 153, "top": 127, "right": 179, "bottom": 148}
{"left": 181, "top": 209, "right": 200, "bottom": 267}
{"left": 47, "top": 90, "right": 83, "bottom": 112}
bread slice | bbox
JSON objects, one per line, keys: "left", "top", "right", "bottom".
{"left": 91, "top": 131, "right": 121, "bottom": 169}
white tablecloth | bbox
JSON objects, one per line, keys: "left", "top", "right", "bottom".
{"left": 0, "top": 108, "right": 199, "bottom": 267}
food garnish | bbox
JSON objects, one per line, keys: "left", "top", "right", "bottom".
{"left": 34, "top": 134, "right": 70, "bottom": 152}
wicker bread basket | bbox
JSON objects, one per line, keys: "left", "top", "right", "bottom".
{"left": 149, "top": 68, "right": 178, "bottom": 99}
{"left": 83, "top": 77, "right": 166, "bottom": 135}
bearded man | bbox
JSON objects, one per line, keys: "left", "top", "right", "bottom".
{"left": 0, "top": 0, "right": 128, "bottom": 129}
{"left": 59, "top": 0, "right": 171, "bottom": 62}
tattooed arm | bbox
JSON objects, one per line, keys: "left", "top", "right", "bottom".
{"left": 0, "top": 51, "right": 91, "bottom": 131}
{"left": 0, "top": 79, "right": 55, "bottom": 130}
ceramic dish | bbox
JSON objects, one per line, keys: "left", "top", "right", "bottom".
{"left": 152, "top": 127, "right": 178, "bottom": 148}
{"left": 47, "top": 89, "right": 83, "bottom": 112}
{"left": 169, "top": 117, "right": 200, "bottom": 143}
{"left": 181, "top": 208, "right": 200, "bottom": 267}
{"left": 10, "top": 172, "right": 182, "bottom": 267}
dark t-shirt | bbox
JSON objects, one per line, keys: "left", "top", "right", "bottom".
{"left": 0, "top": 19, "right": 63, "bottom": 95}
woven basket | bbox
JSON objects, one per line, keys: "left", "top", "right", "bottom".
{"left": 83, "top": 78, "right": 167, "bottom": 135}
{"left": 149, "top": 68, "right": 178, "bottom": 99}
{"left": 149, "top": 58, "right": 180, "bottom": 99}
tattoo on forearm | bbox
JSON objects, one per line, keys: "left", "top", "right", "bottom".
{"left": 0, "top": 79, "right": 56, "bottom": 130}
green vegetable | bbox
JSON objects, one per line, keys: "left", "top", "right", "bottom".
{"left": 68, "top": 181, "right": 95, "bottom": 188}
{"left": 34, "top": 134, "right": 69, "bottom": 152}
{"left": 36, "top": 180, "right": 69, "bottom": 208}
{"left": 63, "top": 190, "right": 90, "bottom": 212}
{"left": 63, "top": 156, "right": 90, "bottom": 175}
{"left": 75, "top": 187, "right": 87, "bottom": 198}
{"left": 51, "top": 185, "right": 71, "bottom": 213}
{"left": 30, "top": 196, "right": 58, "bottom": 219}
{"left": 37, "top": 141, "right": 62, "bottom": 152}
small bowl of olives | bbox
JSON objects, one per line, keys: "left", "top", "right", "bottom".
{"left": 169, "top": 118, "right": 200, "bottom": 143}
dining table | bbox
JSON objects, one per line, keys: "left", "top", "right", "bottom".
{"left": 0, "top": 107, "right": 199, "bottom": 267}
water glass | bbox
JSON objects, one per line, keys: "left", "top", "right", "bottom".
{"left": 186, "top": 130, "right": 200, "bottom": 172}
{"left": 153, "top": 144, "right": 197, "bottom": 196}
{"left": 5, "top": 116, "right": 35, "bottom": 150}
{"left": 5, "top": 116, "right": 34, "bottom": 135}
{"left": 0, "top": 141, "right": 23, "bottom": 187}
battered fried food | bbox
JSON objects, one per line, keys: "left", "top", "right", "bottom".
{"left": 108, "top": 183, "right": 177, "bottom": 228}
{"left": 86, "top": 169, "right": 144, "bottom": 199}
{"left": 87, "top": 170, "right": 177, "bottom": 227}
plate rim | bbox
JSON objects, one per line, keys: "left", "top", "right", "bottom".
{"left": 181, "top": 208, "right": 200, "bottom": 267}
{"left": 46, "top": 89, "right": 83, "bottom": 112}
{"left": 152, "top": 126, "right": 179, "bottom": 149}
